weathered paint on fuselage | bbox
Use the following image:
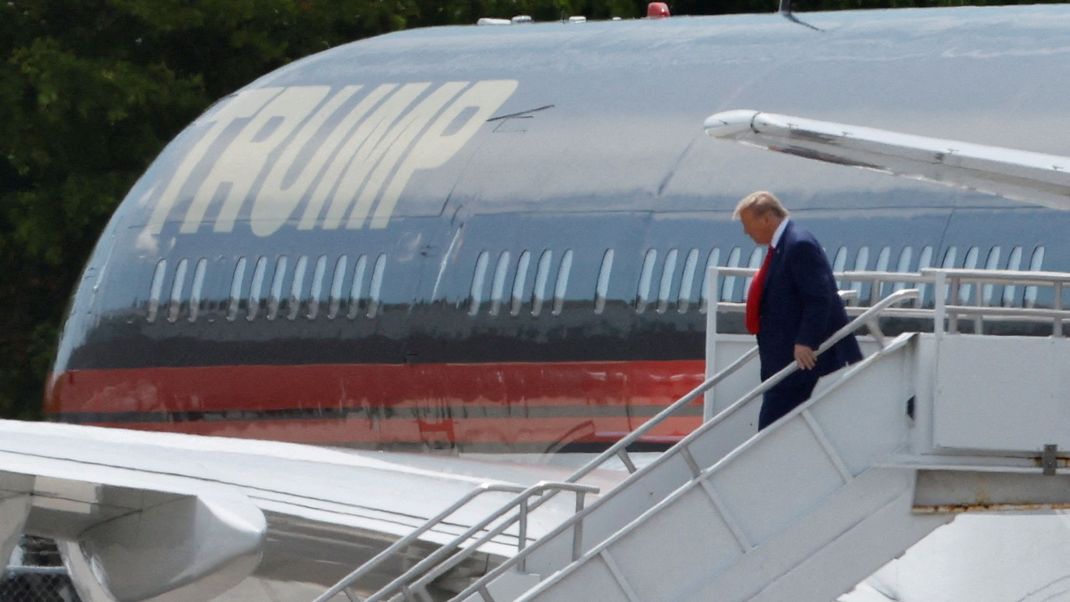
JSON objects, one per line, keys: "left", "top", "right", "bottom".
{"left": 47, "top": 6, "right": 1070, "bottom": 451}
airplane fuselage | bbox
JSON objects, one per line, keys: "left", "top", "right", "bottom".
{"left": 47, "top": 6, "right": 1070, "bottom": 452}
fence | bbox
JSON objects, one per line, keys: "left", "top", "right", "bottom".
{"left": 3, "top": 537, "right": 81, "bottom": 602}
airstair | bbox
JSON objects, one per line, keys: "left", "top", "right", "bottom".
{"left": 317, "top": 268, "right": 1070, "bottom": 602}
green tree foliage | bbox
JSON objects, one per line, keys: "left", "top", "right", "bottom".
{"left": 0, "top": 0, "right": 406, "bottom": 419}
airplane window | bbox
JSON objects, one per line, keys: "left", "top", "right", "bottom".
{"left": 942, "top": 245, "right": 961, "bottom": 271}
{"left": 594, "top": 249, "right": 614, "bottom": 315}
{"left": 1030, "top": 246, "right": 1045, "bottom": 270}
{"left": 227, "top": 257, "right": 247, "bottom": 322}
{"left": 188, "top": 258, "right": 208, "bottom": 323}
{"left": 935, "top": 247, "right": 957, "bottom": 306}
{"left": 963, "top": 246, "right": 979, "bottom": 269}
{"left": 147, "top": 259, "right": 168, "bottom": 323}
{"left": 635, "top": 248, "right": 657, "bottom": 313}
{"left": 1001, "top": 246, "right": 1023, "bottom": 306}
{"left": 874, "top": 245, "right": 890, "bottom": 296}
{"left": 1024, "top": 246, "right": 1046, "bottom": 308}
{"left": 308, "top": 255, "right": 327, "bottom": 319}
{"left": 854, "top": 247, "right": 870, "bottom": 269}
{"left": 832, "top": 247, "right": 848, "bottom": 289}
{"left": 248, "top": 257, "right": 268, "bottom": 321}
{"left": 288, "top": 255, "right": 308, "bottom": 320}
{"left": 656, "top": 249, "right": 678, "bottom": 314}
{"left": 721, "top": 247, "right": 742, "bottom": 303}
{"left": 917, "top": 246, "right": 934, "bottom": 271}
{"left": 959, "top": 246, "right": 980, "bottom": 303}
{"left": 167, "top": 258, "right": 189, "bottom": 323}
{"left": 552, "top": 249, "right": 573, "bottom": 316}
{"left": 367, "top": 254, "right": 386, "bottom": 318}
{"left": 532, "top": 249, "right": 553, "bottom": 317}
{"left": 850, "top": 247, "right": 869, "bottom": 304}
{"left": 327, "top": 255, "right": 348, "bottom": 319}
{"left": 511, "top": 251, "right": 531, "bottom": 316}
{"left": 916, "top": 246, "right": 934, "bottom": 306}
{"left": 873, "top": 247, "right": 891, "bottom": 302}
{"left": 490, "top": 251, "right": 511, "bottom": 316}
{"left": 267, "top": 256, "right": 289, "bottom": 321}
{"left": 833, "top": 247, "right": 848, "bottom": 271}
{"left": 982, "top": 247, "right": 1002, "bottom": 306}
{"left": 875, "top": 247, "right": 891, "bottom": 272}
{"left": 347, "top": 255, "right": 368, "bottom": 319}
{"left": 468, "top": 251, "right": 490, "bottom": 316}
{"left": 699, "top": 248, "right": 720, "bottom": 314}
{"left": 678, "top": 248, "right": 699, "bottom": 314}
{"left": 893, "top": 247, "right": 912, "bottom": 293}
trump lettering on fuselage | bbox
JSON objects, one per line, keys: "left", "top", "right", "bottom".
{"left": 145, "top": 80, "right": 518, "bottom": 236}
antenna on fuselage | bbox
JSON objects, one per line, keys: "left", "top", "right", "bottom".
{"left": 777, "top": 0, "right": 822, "bottom": 31}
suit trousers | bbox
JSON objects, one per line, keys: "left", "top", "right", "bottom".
{"left": 758, "top": 369, "right": 820, "bottom": 430}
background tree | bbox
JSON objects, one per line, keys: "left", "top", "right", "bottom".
{"left": 0, "top": 0, "right": 406, "bottom": 419}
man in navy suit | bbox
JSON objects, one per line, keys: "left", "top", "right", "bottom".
{"left": 735, "top": 191, "right": 863, "bottom": 430}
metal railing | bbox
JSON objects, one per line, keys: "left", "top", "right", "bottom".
{"left": 313, "top": 293, "right": 786, "bottom": 601}
{"left": 315, "top": 481, "right": 598, "bottom": 602}
{"left": 389, "top": 346, "right": 773, "bottom": 601}
{"left": 714, "top": 267, "right": 1070, "bottom": 336}
{"left": 321, "top": 341, "right": 772, "bottom": 602}
{"left": 925, "top": 268, "right": 1069, "bottom": 336}
{"left": 313, "top": 482, "right": 524, "bottom": 601}
{"left": 451, "top": 288, "right": 922, "bottom": 602}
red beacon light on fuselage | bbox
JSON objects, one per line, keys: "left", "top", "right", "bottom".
{"left": 647, "top": 2, "right": 671, "bottom": 18}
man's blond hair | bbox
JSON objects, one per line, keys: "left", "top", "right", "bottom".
{"left": 733, "top": 191, "right": 789, "bottom": 220}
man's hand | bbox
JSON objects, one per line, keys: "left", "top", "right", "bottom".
{"left": 794, "top": 344, "right": 817, "bottom": 370}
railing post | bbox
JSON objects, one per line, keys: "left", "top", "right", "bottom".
{"left": 572, "top": 490, "right": 589, "bottom": 562}
{"left": 934, "top": 271, "right": 947, "bottom": 337}
{"left": 704, "top": 266, "right": 720, "bottom": 421}
{"left": 572, "top": 519, "right": 584, "bottom": 563}
{"left": 517, "top": 497, "right": 529, "bottom": 572}
{"left": 948, "top": 275, "right": 960, "bottom": 333}
{"left": 1056, "top": 282, "right": 1064, "bottom": 338}
{"left": 615, "top": 448, "right": 637, "bottom": 473}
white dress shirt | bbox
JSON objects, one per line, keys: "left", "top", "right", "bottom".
{"left": 771, "top": 217, "right": 789, "bottom": 249}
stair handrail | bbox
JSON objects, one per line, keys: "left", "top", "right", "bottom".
{"left": 311, "top": 482, "right": 525, "bottom": 602}
{"left": 560, "top": 288, "right": 855, "bottom": 479}
{"left": 406, "top": 289, "right": 858, "bottom": 600}
{"left": 719, "top": 267, "right": 1070, "bottom": 334}
{"left": 314, "top": 481, "right": 599, "bottom": 602}
{"left": 397, "top": 349, "right": 765, "bottom": 600}
{"left": 449, "top": 287, "right": 920, "bottom": 602}
{"left": 313, "top": 296, "right": 776, "bottom": 602}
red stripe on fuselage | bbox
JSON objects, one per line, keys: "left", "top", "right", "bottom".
{"left": 47, "top": 361, "right": 707, "bottom": 450}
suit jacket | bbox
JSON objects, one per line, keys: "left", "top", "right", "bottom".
{"left": 755, "top": 220, "right": 862, "bottom": 381}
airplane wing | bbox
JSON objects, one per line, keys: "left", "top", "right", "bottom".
{"left": 0, "top": 420, "right": 614, "bottom": 601}
{"left": 703, "top": 109, "right": 1070, "bottom": 210}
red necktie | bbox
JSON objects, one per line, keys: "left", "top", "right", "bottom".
{"left": 745, "top": 247, "right": 773, "bottom": 335}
